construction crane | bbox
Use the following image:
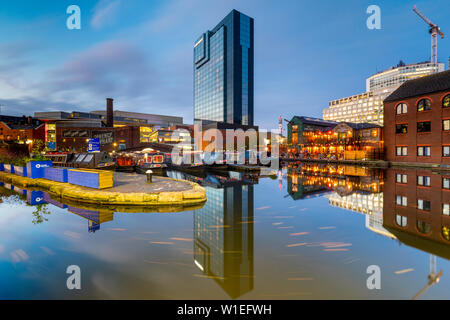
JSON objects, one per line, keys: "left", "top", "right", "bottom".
{"left": 413, "top": 5, "right": 444, "bottom": 66}
{"left": 412, "top": 254, "right": 442, "bottom": 300}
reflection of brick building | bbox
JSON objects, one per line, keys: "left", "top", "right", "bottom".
{"left": 384, "top": 70, "right": 450, "bottom": 165}
{"left": 383, "top": 168, "right": 450, "bottom": 253}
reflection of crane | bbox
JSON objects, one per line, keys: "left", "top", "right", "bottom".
{"left": 413, "top": 5, "right": 444, "bottom": 66}
{"left": 412, "top": 255, "right": 442, "bottom": 300}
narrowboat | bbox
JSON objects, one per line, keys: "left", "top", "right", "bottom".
{"left": 45, "top": 152, "right": 116, "bottom": 170}
{"left": 168, "top": 151, "right": 204, "bottom": 173}
{"left": 135, "top": 150, "right": 168, "bottom": 176}
{"left": 115, "top": 153, "right": 136, "bottom": 172}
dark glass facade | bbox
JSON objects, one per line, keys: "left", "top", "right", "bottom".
{"left": 194, "top": 10, "right": 254, "bottom": 126}
{"left": 193, "top": 185, "right": 254, "bottom": 298}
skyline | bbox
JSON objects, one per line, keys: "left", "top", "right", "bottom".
{"left": 1, "top": 0, "right": 450, "bottom": 130}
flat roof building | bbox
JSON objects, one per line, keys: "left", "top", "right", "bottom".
{"left": 35, "top": 110, "right": 183, "bottom": 128}
{"left": 323, "top": 61, "right": 445, "bottom": 126}
{"left": 194, "top": 9, "right": 254, "bottom": 126}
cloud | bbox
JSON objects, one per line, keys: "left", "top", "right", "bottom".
{"left": 91, "top": 0, "right": 122, "bottom": 30}
{"left": 47, "top": 39, "right": 158, "bottom": 100}
{"left": 0, "top": 96, "right": 77, "bottom": 116}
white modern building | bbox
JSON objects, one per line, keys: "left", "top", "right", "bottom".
{"left": 325, "top": 191, "right": 396, "bottom": 239}
{"left": 323, "top": 61, "right": 445, "bottom": 126}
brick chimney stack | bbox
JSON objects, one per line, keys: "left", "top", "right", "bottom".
{"left": 106, "top": 98, "right": 114, "bottom": 127}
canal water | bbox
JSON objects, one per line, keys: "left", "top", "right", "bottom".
{"left": 1, "top": 164, "right": 450, "bottom": 299}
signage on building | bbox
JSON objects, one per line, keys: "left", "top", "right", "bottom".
{"left": 63, "top": 130, "right": 89, "bottom": 138}
{"left": 92, "top": 131, "right": 114, "bottom": 145}
{"left": 47, "top": 141, "right": 56, "bottom": 150}
{"left": 88, "top": 138, "right": 100, "bottom": 152}
{"left": 45, "top": 123, "right": 56, "bottom": 150}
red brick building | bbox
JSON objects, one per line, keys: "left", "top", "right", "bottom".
{"left": 54, "top": 125, "right": 144, "bottom": 153}
{"left": 383, "top": 168, "right": 450, "bottom": 251}
{"left": 384, "top": 70, "right": 450, "bottom": 165}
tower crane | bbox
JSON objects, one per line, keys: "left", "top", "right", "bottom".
{"left": 413, "top": 5, "right": 444, "bottom": 66}
{"left": 412, "top": 254, "right": 442, "bottom": 300}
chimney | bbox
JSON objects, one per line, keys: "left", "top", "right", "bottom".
{"left": 106, "top": 98, "right": 114, "bottom": 127}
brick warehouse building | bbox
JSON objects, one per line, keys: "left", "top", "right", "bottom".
{"left": 383, "top": 168, "right": 450, "bottom": 253}
{"left": 384, "top": 70, "right": 450, "bottom": 165}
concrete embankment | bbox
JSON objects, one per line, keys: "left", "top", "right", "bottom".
{"left": 281, "top": 158, "right": 389, "bottom": 168}
{"left": 0, "top": 171, "right": 206, "bottom": 207}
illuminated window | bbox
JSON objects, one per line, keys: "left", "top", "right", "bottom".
{"left": 396, "top": 124, "right": 408, "bottom": 134}
{"left": 443, "top": 94, "right": 450, "bottom": 108}
{"left": 417, "top": 98, "right": 431, "bottom": 112}
{"left": 442, "top": 226, "right": 450, "bottom": 241}
{"left": 396, "top": 103, "right": 407, "bottom": 114}
{"left": 443, "top": 120, "right": 450, "bottom": 131}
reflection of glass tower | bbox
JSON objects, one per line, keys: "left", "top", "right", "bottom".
{"left": 193, "top": 185, "right": 254, "bottom": 298}
{"left": 194, "top": 9, "right": 254, "bottom": 126}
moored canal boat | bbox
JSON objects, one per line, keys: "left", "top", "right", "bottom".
{"left": 135, "top": 151, "right": 168, "bottom": 176}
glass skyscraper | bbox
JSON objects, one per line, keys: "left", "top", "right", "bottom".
{"left": 194, "top": 10, "right": 254, "bottom": 126}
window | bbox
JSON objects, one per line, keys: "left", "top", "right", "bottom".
{"left": 443, "top": 120, "right": 450, "bottom": 131}
{"left": 396, "top": 173, "right": 408, "bottom": 184}
{"left": 443, "top": 177, "right": 450, "bottom": 189}
{"left": 396, "top": 195, "right": 407, "bottom": 206}
{"left": 396, "top": 103, "right": 407, "bottom": 114}
{"left": 417, "top": 176, "right": 431, "bottom": 186}
{"left": 443, "top": 146, "right": 450, "bottom": 157}
{"left": 396, "top": 146, "right": 408, "bottom": 156}
{"left": 442, "top": 226, "right": 450, "bottom": 241}
{"left": 395, "top": 214, "right": 407, "bottom": 227}
{"left": 417, "top": 199, "right": 431, "bottom": 211}
{"left": 417, "top": 146, "right": 431, "bottom": 157}
{"left": 417, "top": 98, "right": 431, "bottom": 112}
{"left": 417, "top": 220, "right": 431, "bottom": 234}
{"left": 443, "top": 203, "right": 450, "bottom": 215}
{"left": 396, "top": 124, "right": 408, "bottom": 134}
{"left": 443, "top": 94, "right": 450, "bottom": 108}
{"left": 417, "top": 121, "right": 431, "bottom": 133}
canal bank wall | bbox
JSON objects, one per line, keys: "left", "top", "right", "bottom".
{"left": 282, "top": 158, "right": 450, "bottom": 172}
{"left": 0, "top": 171, "right": 206, "bottom": 207}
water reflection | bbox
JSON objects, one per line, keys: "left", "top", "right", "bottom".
{"left": 168, "top": 170, "right": 254, "bottom": 298}
{"left": 2, "top": 164, "right": 450, "bottom": 298}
